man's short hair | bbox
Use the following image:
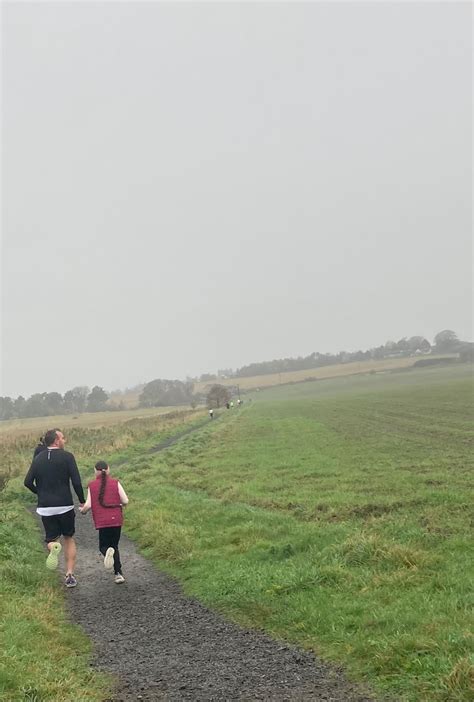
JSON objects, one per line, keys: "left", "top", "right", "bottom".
{"left": 44, "top": 428, "right": 61, "bottom": 447}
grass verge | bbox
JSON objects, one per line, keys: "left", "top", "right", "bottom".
{"left": 0, "top": 495, "right": 111, "bottom": 702}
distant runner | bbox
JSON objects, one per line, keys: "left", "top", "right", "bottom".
{"left": 24, "top": 428, "right": 85, "bottom": 588}
{"left": 80, "top": 461, "right": 129, "bottom": 584}
{"left": 209, "top": 409, "right": 214, "bottom": 419}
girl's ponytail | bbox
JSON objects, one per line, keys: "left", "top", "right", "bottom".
{"left": 95, "top": 460, "right": 121, "bottom": 508}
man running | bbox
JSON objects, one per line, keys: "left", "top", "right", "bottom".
{"left": 24, "top": 428, "right": 85, "bottom": 588}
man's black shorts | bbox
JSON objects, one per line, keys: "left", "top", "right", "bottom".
{"left": 41, "top": 509, "right": 75, "bottom": 542}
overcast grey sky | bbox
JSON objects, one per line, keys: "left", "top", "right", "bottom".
{"left": 1, "top": 1, "right": 472, "bottom": 397}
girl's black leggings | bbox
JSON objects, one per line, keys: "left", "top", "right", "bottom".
{"left": 98, "top": 526, "right": 122, "bottom": 575}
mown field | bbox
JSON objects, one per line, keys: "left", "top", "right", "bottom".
{"left": 1, "top": 364, "right": 472, "bottom": 701}
{"left": 193, "top": 354, "right": 457, "bottom": 393}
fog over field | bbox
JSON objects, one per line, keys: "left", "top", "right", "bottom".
{"left": 2, "top": 2, "right": 472, "bottom": 396}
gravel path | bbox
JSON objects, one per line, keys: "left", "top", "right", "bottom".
{"left": 61, "top": 425, "right": 375, "bottom": 701}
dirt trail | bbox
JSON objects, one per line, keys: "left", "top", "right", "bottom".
{"left": 62, "top": 423, "right": 374, "bottom": 701}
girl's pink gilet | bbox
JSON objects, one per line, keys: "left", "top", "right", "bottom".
{"left": 88, "top": 476, "right": 123, "bottom": 529}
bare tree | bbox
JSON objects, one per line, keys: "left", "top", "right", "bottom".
{"left": 206, "top": 384, "right": 231, "bottom": 409}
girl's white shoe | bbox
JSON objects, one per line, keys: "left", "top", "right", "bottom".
{"left": 104, "top": 547, "right": 115, "bottom": 571}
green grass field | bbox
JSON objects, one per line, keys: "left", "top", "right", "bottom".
{"left": 1, "top": 364, "right": 472, "bottom": 700}
{"left": 119, "top": 364, "right": 473, "bottom": 701}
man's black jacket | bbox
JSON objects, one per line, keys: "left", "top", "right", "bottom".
{"left": 24, "top": 448, "right": 85, "bottom": 507}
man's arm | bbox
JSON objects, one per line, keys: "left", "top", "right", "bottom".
{"left": 24, "top": 462, "right": 38, "bottom": 494}
{"left": 68, "top": 454, "right": 85, "bottom": 504}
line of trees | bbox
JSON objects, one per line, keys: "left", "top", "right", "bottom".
{"left": 0, "top": 385, "right": 109, "bottom": 421}
{"left": 1, "top": 329, "right": 470, "bottom": 421}
{"left": 194, "top": 330, "right": 467, "bottom": 381}
{"left": 233, "top": 336, "right": 432, "bottom": 378}
{"left": 138, "top": 379, "right": 196, "bottom": 408}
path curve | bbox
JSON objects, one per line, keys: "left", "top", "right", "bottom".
{"left": 63, "top": 423, "right": 373, "bottom": 701}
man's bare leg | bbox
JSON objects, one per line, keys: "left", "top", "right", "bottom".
{"left": 63, "top": 536, "right": 77, "bottom": 575}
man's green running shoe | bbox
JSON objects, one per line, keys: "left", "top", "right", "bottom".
{"left": 46, "top": 542, "right": 62, "bottom": 570}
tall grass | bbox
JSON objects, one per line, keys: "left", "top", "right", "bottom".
{"left": 0, "top": 408, "right": 204, "bottom": 490}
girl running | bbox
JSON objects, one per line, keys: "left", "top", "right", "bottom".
{"left": 80, "top": 461, "right": 129, "bottom": 584}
